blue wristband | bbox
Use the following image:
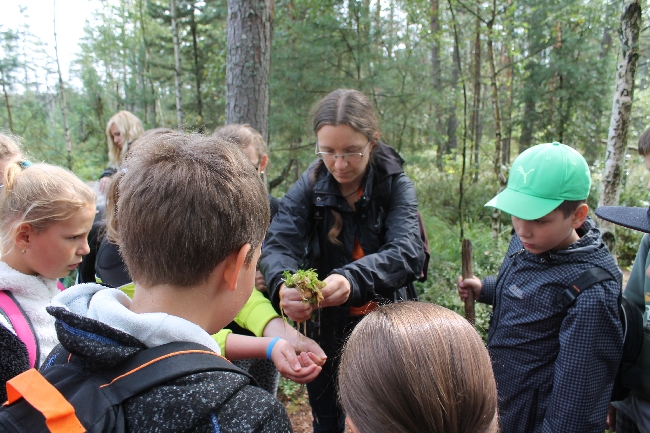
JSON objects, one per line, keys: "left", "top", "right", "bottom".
{"left": 266, "top": 337, "right": 282, "bottom": 360}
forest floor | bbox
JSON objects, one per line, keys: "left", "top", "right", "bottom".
{"left": 278, "top": 384, "right": 313, "bottom": 432}
{"left": 278, "top": 382, "right": 353, "bottom": 433}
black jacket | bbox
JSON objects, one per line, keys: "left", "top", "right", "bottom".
{"left": 259, "top": 143, "right": 425, "bottom": 311}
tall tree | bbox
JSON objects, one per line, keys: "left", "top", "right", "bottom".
{"left": 171, "top": 0, "right": 183, "bottom": 127}
{"left": 53, "top": 0, "right": 72, "bottom": 169}
{"left": 598, "top": 1, "right": 642, "bottom": 243}
{"left": 226, "top": 0, "right": 273, "bottom": 142}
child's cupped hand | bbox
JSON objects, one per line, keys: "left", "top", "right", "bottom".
{"left": 457, "top": 275, "right": 482, "bottom": 300}
{"left": 270, "top": 338, "right": 323, "bottom": 383}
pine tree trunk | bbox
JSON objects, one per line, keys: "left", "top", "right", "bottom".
{"left": 598, "top": 1, "right": 641, "bottom": 246}
{"left": 190, "top": 4, "right": 203, "bottom": 126}
{"left": 226, "top": 0, "right": 273, "bottom": 144}
{"left": 171, "top": 0, "right": 183, "bottom": 128}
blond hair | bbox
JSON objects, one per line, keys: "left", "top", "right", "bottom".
{"left": 0, "top": 133, "right": 23, "bottom": 163}
{"left": 339, "top": 302, "right": 498, "bottom": 433}
{"left": 0, "top": 163, "right": 96, "bottom": 254}
{"left": 117, "top": 132, "right": 269, "bottom": 287}
{"left": 105, "top": 111, "right": 144, "bottom": 167}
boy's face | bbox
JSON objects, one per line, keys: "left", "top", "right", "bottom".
{"left": 511, "top": 208, "right": 580, "bottom": 255}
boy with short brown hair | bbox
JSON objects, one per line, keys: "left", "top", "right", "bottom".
{"left": 44, "top": 132, "right": 292, "bottom": 432}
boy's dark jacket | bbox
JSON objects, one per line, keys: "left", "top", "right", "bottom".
{"left": 41, "top": 285, "right": 292, "bottom": 433}
{"left": 480, "top": 218, "right": 623, "bottom": 433}
{"left": 620, "top": 233, "right": 650, "bottom": 401}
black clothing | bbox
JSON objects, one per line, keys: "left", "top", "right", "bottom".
{"left": 95, "top": 238, "right": 131, "bottom": 288}
{"left": 77, "top": 220, "right": 105, "bottom": 284}
{"left": 259, "top": 142, "right": 425, "bottom": 432}
{"left": 0, "top": 325, "right": 28, "bottom": 402}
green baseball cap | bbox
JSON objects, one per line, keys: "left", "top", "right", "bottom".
{"left": 485, "top": 142, "right": 590, "bottom": 220}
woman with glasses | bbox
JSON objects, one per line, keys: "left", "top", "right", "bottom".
{"left": 259, "top": 89, "right": 426, "bottom": 433}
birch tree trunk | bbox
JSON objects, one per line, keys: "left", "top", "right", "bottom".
{"left": 53, "top": 0, "right": 72, "bottom": 169}
{"left": 226, "top": 0, "right": 273, "bottom": 144}
{"left": 171, "top": 0, "right": 183, "bottom": 128}
{"left": 598, "top": 1, "right": 641, "bottom": 245}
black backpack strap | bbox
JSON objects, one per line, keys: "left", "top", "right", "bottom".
{"left": 89, "top": 342, "right": 256, "bottom": 406}
{"left": 556, "top": 267, "right": 615, "bottom": 309}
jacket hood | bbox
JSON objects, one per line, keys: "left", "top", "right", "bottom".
{"left": 47, "top": 284, "right": 221, "bottom": 371}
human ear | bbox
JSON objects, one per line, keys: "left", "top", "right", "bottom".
{"left": 14, "top": 223, "right": 33, "bottom": 251}
{"left": 222, "top": 243, "right": 252, "bottom": 292}
{"left": 571, "top": 203, "right": 589, "bottom": 228}
{"left": 259, "top": 154, "right": 268, "bottom": 174}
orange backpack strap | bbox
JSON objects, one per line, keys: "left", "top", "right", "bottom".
{"left": 5, "top": 369, "right": 85, "bottom": 433}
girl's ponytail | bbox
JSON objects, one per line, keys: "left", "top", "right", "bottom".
{"left": 2, "top": 161, "right": 23, "bottom": 193}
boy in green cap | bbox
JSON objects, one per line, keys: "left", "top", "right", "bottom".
{"left": 458, "top": 142, "right": 623, "bottom": 433}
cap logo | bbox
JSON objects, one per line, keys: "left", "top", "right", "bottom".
{"left": 517, "top": 165, "right": 534, "bottom": 183}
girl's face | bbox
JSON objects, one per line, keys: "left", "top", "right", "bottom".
{"left": 110, "top": 123, "right": 124, "bottom": 150}
{"left": 20, "top": 204, "right": 96, "bottom": 279}
{"left": 316, "top": 124, "right": 374, "bottom": 189}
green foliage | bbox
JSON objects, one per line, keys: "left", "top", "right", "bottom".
{"left": 283, "top": 269, "right": 325, "bottom": 305}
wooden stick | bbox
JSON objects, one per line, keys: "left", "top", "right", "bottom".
{"left": 462, "top": 239, "right": 475, "bottom": 325}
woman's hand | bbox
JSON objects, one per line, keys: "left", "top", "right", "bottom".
{"left": 318, "top": 274, "right": 351, "bottom": 308}
{"left": 279, "top": 283, "right": 313, "bottom": 322}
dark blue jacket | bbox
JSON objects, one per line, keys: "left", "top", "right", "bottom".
{"left": 480, "top": 218, "right": 623, "bottom": 432}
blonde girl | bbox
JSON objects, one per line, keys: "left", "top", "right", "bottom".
{"left": 0, "top": 163, "right": 95, "bottom": 381}
{"left": 100, "top": 111, "right": 144, "bottom": 194}
{"left": 339, "top": 302, "right": 498, "bottom": 433}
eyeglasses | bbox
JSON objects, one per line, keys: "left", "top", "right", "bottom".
{"left": 315, "top": 141, "right": 371, "bottom": 163}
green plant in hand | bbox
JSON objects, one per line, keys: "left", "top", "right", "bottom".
{"left": 283, "top": 269, "right": 325, "bottom": 306}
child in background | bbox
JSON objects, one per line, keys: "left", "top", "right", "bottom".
{"left": 214, "top": 123, "right": 283, "bottom": 393}
{"left": 40, "top": 132, "right": 303, "bottom": 431}
{"left": 99, "top": 110, "right": 144, "bottom": 194}
{"left": 598, "top": 127, "right": 650, "bottom": 433}
{"left": 458, "top": 142, "right": 623, "bottom": 432}
{"left": 0, "top": 134, "right": 23, "bottom": 184}
{"left": 338, "top": 302, "right": 498, "bottom": 433}
{"left": 0, "top": 163, "right": 95, "bottom": 400}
